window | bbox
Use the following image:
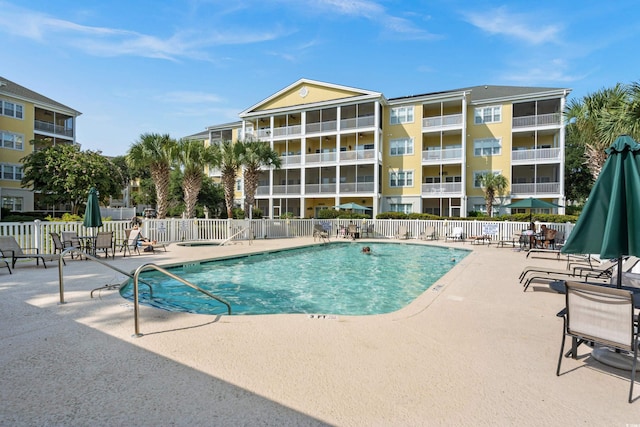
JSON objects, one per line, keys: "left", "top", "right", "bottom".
{"left": 235, "top": 179, "right": 242, "bottom": 191}
{"left": 390, "top": 106, "right": 414, "bottom": 125}
{"left": 2, "top": 196, "right": 23, "bottom": 211}
{"left": 474, "top": 106, "right": 501, "bottom": 124}
{"left": 473, "top": 170, "right": 501, "bottom": 188}
{"left": 390, "top": 170, "right": 413, "bottom": 187}
{"left": 1, "top": 100, "right": 24, "bottom": 119}
{"left": 390, "top": 138, "right": 414, "bottom": 156}
{"left": 1, "top": 164, "right": 23, "bottom": 181}
{"left": 390, "top": 204, "right": 412, "bottom": 214}
{"left": 473, "top": 138, "right": 501, "bottom": 156}
{"left": 1, "top": 131, "right": 24, "bottom": 150}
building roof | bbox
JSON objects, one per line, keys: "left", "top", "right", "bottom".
{"left": 388, "top": 84, "right": 571, "bottom": 105}
{"left": 0, "top": 76, "right": 81, "bottom": 116}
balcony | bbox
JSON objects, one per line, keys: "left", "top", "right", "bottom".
{"left": 272, "top": 185, "right": 301, "bottom": 195}
{"left": 339, "top": 182, "right": 375, "bottom": 193}
{"left": 306, "top": 120, "right": 337, "bottom": 134}
{"left": 279, "top": 154, "right": 302, "bottom": 167}
{"left": 511, "top": 147, "right": 561, "bottom": 164}
{"left": 306, "top": 152, "right": 337, "bottom": 165}
{"left": 339, "top": 148, "right": 376, "bottom": 162}
{"left": 511, "top": 182, "right": 561, "bottom": 195}
{"left": 421, "top": 182, "right": 462, "bottom": 196}
{"left": 512, "top": 113, "right": 561, "bottom": 129}
{"left": 34, "top": 120, "right": 74, "bottom": 137}
{"left": 422, "top": 147, "right": 463, "bottom": 164}
{"left": 305, "top": 183, "right": 337, "bottom": 194}
{"left": 340, "top": 115, "right": 375, "bottom": 130}
{"left": 422, "top": 113, "right": 463, "bottom": 132}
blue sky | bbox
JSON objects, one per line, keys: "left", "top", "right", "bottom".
{"left": 2, "top": 0, "right": 638, "bottom": 157}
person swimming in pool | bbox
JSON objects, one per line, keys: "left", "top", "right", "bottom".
{"left": 362, "top": 246, "right": 371, "bottom": 253}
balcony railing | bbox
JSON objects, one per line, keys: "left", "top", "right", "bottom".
{"left": 271, "top": 185, "right": 301, "bottom": 195}
{"left": 339, "top": 148, "right": 376, "bottom": 162}
{"left": 512, "top": 113, "right": 561, "bottom": 128}
{"left": 306, "top": 152, "right": 337, "bottom": 164}
{"left": 306, "top": 120, "right": 337, "bottom": 134}
{"left": 34, "top": 120, "right": 74, "bottom": 137}
{"left": 511, "top": 147, "right": 561, "bottom": 163}
{"left": 339, "top": 182, "right": 375, "bottom": 193}
{"left": 511, "top": 182, "right": 560, "bottom": 195}
{"left": 421, "top": 182, "right": 462, "bottom": 196}
{"left": 273, "top": 124, "right": 302, "bottom": 138}
{"left": 422, "top": 147, "right": 463, "bottom": 163}
{"left": 279, "top": 154, "right": 302, "bottom": 166}
{"left": 340, "top": 115, "right": 375, "bottom": 130}
{"left": 305, "top": 183, "right": 336, "bottom": 194}
{"left": 422, "top": 113, "right": 463, "bottom": 130}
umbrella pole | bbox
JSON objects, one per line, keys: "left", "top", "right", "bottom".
{"left": 616, "top": 257, "right": 623, "bottom": 288}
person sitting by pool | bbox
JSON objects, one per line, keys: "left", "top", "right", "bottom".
{"left": 133, "top": 225, "right": 157, "bottom": 252}
{"left": 362, "top": 246, "right": 371, "bottom": 254}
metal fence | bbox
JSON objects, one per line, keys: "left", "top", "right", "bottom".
{"left": 0, "top": 218, "right": 575, "bottom": 254}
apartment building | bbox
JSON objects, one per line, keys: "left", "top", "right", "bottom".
{"left": 196, "top": 78, "right": 570, "bottom": 219}
{"left": 0, "top": 76, "right": 81, "bottom": 213}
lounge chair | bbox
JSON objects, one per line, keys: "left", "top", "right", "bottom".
{"left": 556, "top": 281, "right": 638, "bottom": 403}
{"left": 0, "top": 236, "right": 63, "bottom": 269}
{"left": 519, "top": 258, "right": 620, "bottom": 283}
{"left": 395, "top": 225, "right": 409, "bottom": 240}
{"left": 445, "top": 227, "right": 464, "bottom": 242}
{"left": 490, "top": 233, "right": 521, "bottom": 248}
{"left": 313, "top": 224, "right": 329, "bottom": 242}
{"left": 522, "top": 260, "right": 619, "bottom": 292}
{"left": 469, "top": 224, "right": 498, "bottom": 245}
{"left": 347, "top": 224, "right": 358, "bottom": 240}
{"left": 419, "top": 226, "right": 436, "bottom": 241}
{"left": 0, "top": 255, "right": 10, "bottom": 274}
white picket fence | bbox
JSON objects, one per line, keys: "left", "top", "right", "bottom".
{"left": 0, "top": 218, "right": 575, "bottom": 254}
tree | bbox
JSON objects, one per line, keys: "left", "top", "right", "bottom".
{"left": 210, "top": 140, "right": 244, "bottom": 219}
{"left": 240, "top": 139, "right": 281, "bottom": 218}
{"left": 126, "top": 133, "right": 177, "bottom": 219}
{"left": 564, "top": 123, "right": 594, "bottom": 204}
{"left": 21, "top": 143, "right": 123, "bottom": 214}
{"left": 478, "top": 173, "right": 508, "bottom": 217}
{"left": 565, "top": 84, "right": 628, "bottom": 179}
{"left": 175, "top": 138, "right": 214, "bottom": 218}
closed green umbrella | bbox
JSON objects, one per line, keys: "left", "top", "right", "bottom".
{"left": 561, "top": 135, "right": 640, "bottom": 287}
{"left": 503, "top": 197, "right": 562, "bottom": 223}
{"left": 83, "top": 187, "right": 103, "bottom": 233}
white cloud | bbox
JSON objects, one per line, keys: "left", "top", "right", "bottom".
{"left": 464, "top": 6, "right": 561, "bottom": 45}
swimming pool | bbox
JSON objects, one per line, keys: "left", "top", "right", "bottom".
{"left": 120, "top": 242, "right": 469, "bottom": 316}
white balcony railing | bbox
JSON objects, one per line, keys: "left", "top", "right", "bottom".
{"left": 306, "top": 152, "right": 337, "bottom": 164}
{"left": 511, "top": 147, "right": 561, "bottom": 163}
{"left": 422, "top": 147, "right": 463, "bottom": 163}
{"left": 306, "top": 120, "right": 338, "bottom": 134}
{"left": 421, "top": 182, "right": 462, "bottom": 195}
{"left": 305, "top": 183, "right": 336, "bottom": 194}
{"left": 339, "top": 149, "right": 376, "bottom": 162}
{"left": 34, "top": 120, "right": 74, "bottom": 137}
{"left": 511, "top": 182, "right": 560, "bottom": 195}
{"left": 279, "top": 154, "right": 302, "bottom": 166}
{"left": 340, "top": 115, "right": 375, "bottom": 130}
{"left": 422, "top": 113, "right": 463, "bottom": 130}
{"left": 339, "top": 182, "right": 375, "bottom": 193}
{"left": 512, "top": 113, "right": 561, "bottom": 128}
{"left": 271, "top": 185, "right": 301, "bottom": 195}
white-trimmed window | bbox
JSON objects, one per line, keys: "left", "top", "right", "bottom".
{"left": 1, "top": 131, "right": 24, "bottom": 150}
{"left": 2, "top": 196, "right": 23, "bottom": 211}
{"left": 473, "top": 170, "right": 501, "bottom": 188}
{"left": 1, "top": 164, "right": 23, "bottom": 181}
{"left": 474, "top": 106, "right": 501, "bottom": 124}
{"left": 1, "top": 100, "right": 24, "bottom": 119}
{"left": 473, "top": 137, "right": 501, "bottom": 156}
{"left": 390, "top": 106, "right": 414, "bottom": 125}
{"left": 236, "top": 179, "right": 242, "bottom": 191}
{"left": 390, "top": 203, "right": 412, "bottom": 214}
{"left": 390, "top": 137, "right": 414, "bottom": 156}
{"left": 390, "top": 170, "right": 413, "bottom": 187}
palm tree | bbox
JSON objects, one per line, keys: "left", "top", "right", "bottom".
{"left": 478, "top": 173, "right": 508, "bottom": 217}
{"left": 175, "top": 138, "right": 214, "bottom": 218}
{"left": 210, "top": 140, "right": 243, "bottom": 219}
{"left": 597, "top": 81, "right": 640, "bottom": 146}
{"left": 240, "top": 140, "right": 281, "bottom": 218}
{"left": 564, "top": 84, "right": 628, "bottom": 179}
{"left": 127, "top": 133, "right": 177, "bottom": 219}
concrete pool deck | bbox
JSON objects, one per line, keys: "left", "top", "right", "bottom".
{"left": 0, "top": 237, "right": 638, "bottom": 426}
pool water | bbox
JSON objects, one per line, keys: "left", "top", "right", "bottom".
{"left": 120, "top": 242, "right": 469, "bottom": 316}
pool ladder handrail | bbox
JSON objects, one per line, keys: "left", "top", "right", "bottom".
{"left": 57, "top": 247, "right": 153, "bottom": 304}
{"left": 219, "top": 226, "right": 253, "bottom": 246}
{"left": 132, "top": 263, "right": 232, "bottom": 337}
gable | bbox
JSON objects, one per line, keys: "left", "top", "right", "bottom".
{"left": 242, "top": 79, "right": 380, "bottom": 115}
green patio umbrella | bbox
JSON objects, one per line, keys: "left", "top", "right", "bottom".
{"left": 561, "top": 135, "right": 640, "bottom": 287}
{"left": 503, "top": 197, "right": 562, "bottom": 223}
{"left": 83, "top": 187, "right": 103, "bottom": 234}
{"left": 335, "top": 202, "right": 370, "bottom": 211}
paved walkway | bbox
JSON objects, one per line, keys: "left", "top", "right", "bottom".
{"left": 1, "top": 238, "right": 638, "bottom": 426}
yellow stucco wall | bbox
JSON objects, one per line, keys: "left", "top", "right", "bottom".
{"left": 0, "top": 96, "right": 34, "bottom": 189}
{"left": 257, "top": 82, "right": 365, "bottom": 111}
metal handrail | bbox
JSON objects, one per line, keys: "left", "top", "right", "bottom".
{"left": 219, "top": 226, "right": 253, "bottom": 246}
{"left": 132, "top": 263, "right": 232, "bottom": 337}
{"left": 57, "top": 247, "right": 153, "bottom": 304}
